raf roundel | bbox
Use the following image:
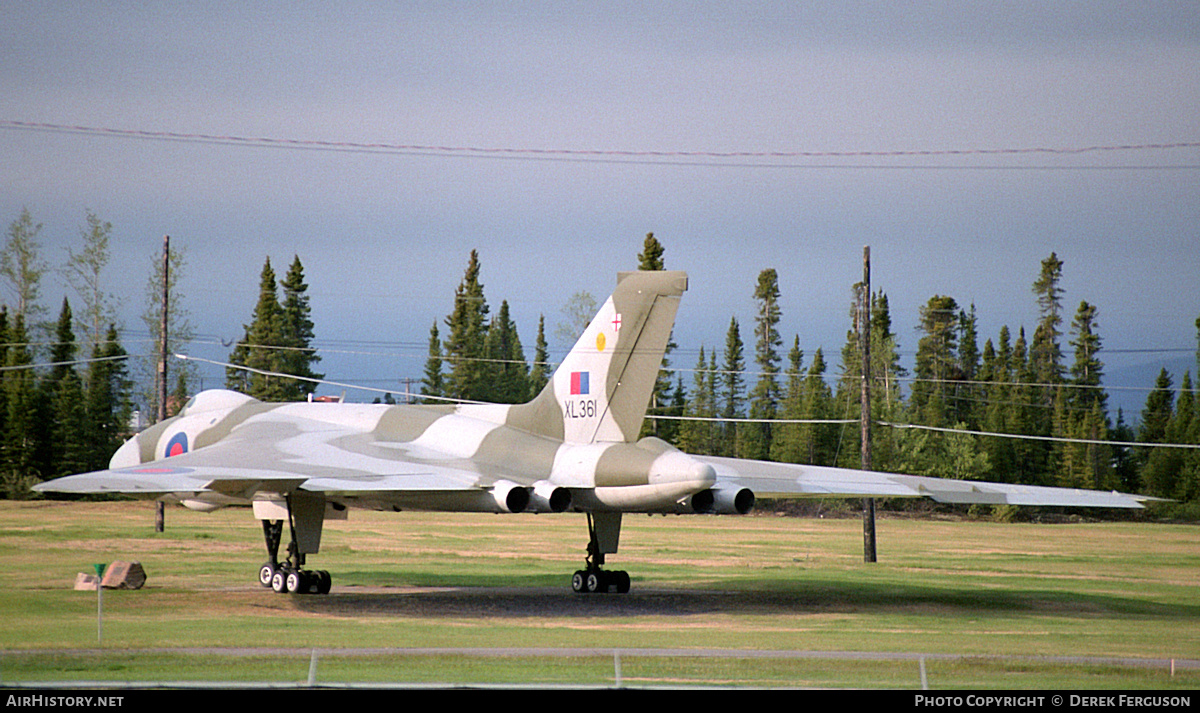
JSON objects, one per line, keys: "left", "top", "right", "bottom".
{"left": 166, "top": 432, "right": 188, "bottom": 458}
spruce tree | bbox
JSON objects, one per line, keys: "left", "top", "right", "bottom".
{"left": 1183, "top": 316, "right": 1200, "bottom": 501}
{"left": 49, "top": 368, "right": 87, "bottom": 479}
{"left": 1068, "top": 301, "right": 1105, "bottom": 412}
{"left": 706, "top": 351, "right": 719, "bottom": 453}
{"left": 835, "top": 290, "right": 904, "bottom": 469}
{"left": 771, "top": 336, "right": 805, "bottom": 464}
{"left": 1138, "top": 369, "right": 1176, "bottom": 497}
{"left": 637, "top": 232, "right": 665, "bottom": 270}
{"left": 1057, "top": 300, "right": 1112, "bottom": 490}
{"left": 661, "top": 374, "right": 686, "bottom": 445}
{"left": 278, "top": 255, "right": 322, "bottom": 400}
{"left": 485, "top": 300, "right": 528, "bottom": 404}
{"left": 248, "top": 259, "right": 285, "bottom": 400}
{"left": 228, "top": 259, "right": 289, "bottom": 401}
{"left": 911, "top": 295, "right": 960, "bottom": 427}
{"left": 36, "top": 299, "right": 84, "bottom": 478}
{"left": 1028, "top": 253, "right": 1066, "bottom": 473}
{"left": 744, "top": 269, "right": 783, "bottom": 460}
{"left": 3, "top": 314, "right": 37, "bottom": 496}
{"left": 225, "top": 256, "right": 320, "bottom": 402}
{"left": 84, "top": 324, "right": 131, "bottom": 471}
{"left": 443, "top": 250, "right": 490, "bottom": 401}
{"left": 420, "top": 321, "right": 445, "bottom": 404}
{"left": 527, "top": 315, "right": 550, "bottom": 398}
{"left": 953, "top": 305, "right": 981, "bottom": 428}
{"left": 866, "top": 292, "right": 905, "bottom": 470}
{"left": 720, "top": 317, "right": 745, "bottom": 457}
{"left": 801, "top": 348, "right": 837, "bottom": 465}
{"left": 225, "top": 331, "right": 252, "bottom": 394}
{"left": 981, "top": 329, "right": 1017, "bottom": 482}
{"left": 1010, "top": 327, "right": 1049, "bottom": 484}
{"left": 1110, "top": 409, "right": 1139, "bottom": 493}
{"left": 1175, "top": 372, "right": 1199, "bottom": 502}
{"left": 1030, "top": 252, "right": 1066, "bottom": 385}
{"left": 678, "top": 347, "right": 716, "bottom": 455}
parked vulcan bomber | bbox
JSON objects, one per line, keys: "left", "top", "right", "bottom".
{"left": 35, "top": 270, "right": 1155, "bottom": 594}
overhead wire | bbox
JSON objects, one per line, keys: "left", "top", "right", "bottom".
{"left": 3, "top": 119, "right": 1199, "bottom": 170}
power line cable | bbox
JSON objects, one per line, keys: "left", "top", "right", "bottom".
{"left": 4, "top": 120, "right": 1199, "bottom": 170}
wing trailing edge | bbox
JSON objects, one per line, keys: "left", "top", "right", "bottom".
{"left": 699, "top": 455, "right": 1159, "bottom": 509}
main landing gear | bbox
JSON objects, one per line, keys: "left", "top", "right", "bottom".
{"left": 257, "top": 518, "right": 331, "bottom": 595}
{"left": 571, "top": 512, "right": 631, "bottom": 594}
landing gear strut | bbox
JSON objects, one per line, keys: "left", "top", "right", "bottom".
{"left": 256, "top": 500, "right": 332, "bottom": 595}
{"left": 571, "top": 512, "right": 630, "bottom": 594}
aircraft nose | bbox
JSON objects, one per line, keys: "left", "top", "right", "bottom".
{"left": 109, "top": 434, "right": 143, "bottom": 468}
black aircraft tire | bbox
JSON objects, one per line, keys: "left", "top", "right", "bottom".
{"left": 571, "top": 571, "right": 587, "bottom": 594}
{"left": 258, "top": 562, "right": 275, "bottom": 588}
{"left": 271, "top": 571, "right": 288, "bottom": 594}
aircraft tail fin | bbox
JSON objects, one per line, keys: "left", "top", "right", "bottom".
{"left": 507, "top": 270, "right": 687, "bottom": 444}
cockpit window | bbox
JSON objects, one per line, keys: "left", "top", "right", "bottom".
{"left": 179, "top": 390, "right": 256, "bottom": 415}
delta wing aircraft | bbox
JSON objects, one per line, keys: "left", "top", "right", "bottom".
{"left": 35, "top": 270, "right": 1155, "bottom": 594}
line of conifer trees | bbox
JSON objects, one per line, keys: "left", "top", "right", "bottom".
{"left": 8, "top": 205, "right": 1197, "bottom": 512}
{"left": 676, "top": 251, "right": 1200, "bottom": 512}
{"left": 418, "top": 238, "right": 1200, "bottom": 512}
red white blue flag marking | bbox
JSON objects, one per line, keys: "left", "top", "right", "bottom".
{"left": 166, "top": 432, "right": 188, "bottom": 457}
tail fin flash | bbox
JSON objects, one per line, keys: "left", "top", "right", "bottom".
{"left": 509, "top": 271, "right": 687, "bottom": 443}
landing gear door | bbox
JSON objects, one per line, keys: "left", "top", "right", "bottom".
{"left": 252, "top": 491, "right": 326, "bottom": 555}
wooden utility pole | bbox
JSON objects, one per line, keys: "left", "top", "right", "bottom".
{"left": 155, "top": 235, "right": 169, "bottom": 533}
{"left": 861, "top": 246, "right": 877, "bottom": 563}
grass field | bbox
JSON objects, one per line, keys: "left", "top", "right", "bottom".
{"left": 1, "top": 500, "right": 1197, "bottom": 688}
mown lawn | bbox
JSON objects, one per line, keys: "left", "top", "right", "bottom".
{"left": 1, "top": 500, "right": 1196, "bottom": 688}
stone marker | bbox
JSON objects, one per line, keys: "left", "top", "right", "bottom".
{"left": 100, "top": 561, "right": 147, "bottom": 590}
{"left": 73, "top": 561, "right": 148, "bottom": 590}
{"left": 73, "top": 572, "right": 100, "bottom": 591}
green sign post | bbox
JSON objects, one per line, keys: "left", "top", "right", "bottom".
{"left": 93, "top": 563, "right": 105, "bottom": 644}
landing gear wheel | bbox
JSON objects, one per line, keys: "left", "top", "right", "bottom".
{"left": 571, "top": 513, "right": 633, "bottom": 594}
{"left": 259, "top": 511, "right": 334, "bottom": 596}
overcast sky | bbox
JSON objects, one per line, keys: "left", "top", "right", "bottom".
{"left": 2, "top": 2, "right": 1198, "bottom": 414}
